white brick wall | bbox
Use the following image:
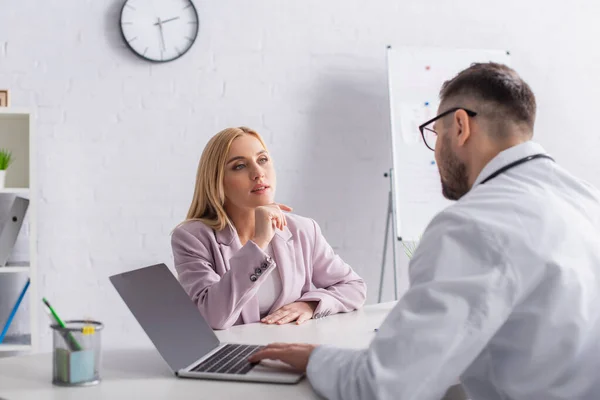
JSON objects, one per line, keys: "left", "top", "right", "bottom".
{"left": 1, "top": 0, "right": 600, "bottom": 351}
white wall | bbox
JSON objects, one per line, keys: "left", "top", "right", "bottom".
{"left": 1, "top": 0, "right": 600, "bottom": 351}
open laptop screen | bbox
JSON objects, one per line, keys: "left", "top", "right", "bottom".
{"left": 110, "top": 263, "right": 220, "bottom": 372}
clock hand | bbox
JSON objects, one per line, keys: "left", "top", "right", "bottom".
{"left": 156, "top": 18, "right": 166, "bottom": 52}
{"left": 154, "top": 16, "right": 180, "bottom": 25}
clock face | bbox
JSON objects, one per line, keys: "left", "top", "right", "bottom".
{"left": 120, "top": 0, "right": 199, "bottom": 62}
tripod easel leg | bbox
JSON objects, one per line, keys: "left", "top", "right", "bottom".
{"left": 390, "top": 205, "right": 399, "bottom": 301}
{"left": 377, "top": 191, "right": 392, "bottom": 303}
{"left": 378, "top": 169, "right": 400, "bottom": 302}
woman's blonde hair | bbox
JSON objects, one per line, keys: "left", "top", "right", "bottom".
{"left": 181, "top": 126, "right": 268, "bottom": 231}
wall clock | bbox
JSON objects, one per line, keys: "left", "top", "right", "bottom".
{"left": 120, "top": 0, "right": 199, "bottom": 63}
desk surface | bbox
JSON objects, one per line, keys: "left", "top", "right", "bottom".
{"left": 0, "top": 302, "right": 396, "bottom": 400}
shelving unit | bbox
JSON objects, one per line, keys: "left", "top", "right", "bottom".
{"left": 0, "top": 188, "right": 29, "bottom": 195}
{"left": 0, "top": 334, "right": 32, "bottom": 351}
{"left": 0, "top": 266, "right": 30, "bottom": 274}
{"left": 0, "top": 108, "right": 36, "bottom": 356}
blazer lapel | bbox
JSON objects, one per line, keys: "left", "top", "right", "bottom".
{"left": 215, "top": 224, "right": 260, "bottom": 324}
{"left": 267, "top": 226, "right": 296, "bottom": 314}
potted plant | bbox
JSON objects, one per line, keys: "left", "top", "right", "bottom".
{"left": 0, "top": 148, "right": 14, "bottom": 188}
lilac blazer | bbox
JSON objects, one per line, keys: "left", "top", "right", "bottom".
{"left": 171, "top": 213, "right": 367, "bottom": 330}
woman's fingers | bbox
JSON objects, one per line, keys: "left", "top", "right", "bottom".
{"left": 264, "top": 203, "right": 290, "bottom": 231}
{"left": 275, "top": 204, "right": 290, "bottom": 227}
{"left": 277, "top": 312, "right": 300, "bottom": 325}
{"left": 296, "top": 312, "right": 312, "bottom": 325}
{"left": 276, "top": 203, "right": 293, "bottom": 212}
{"left": 270, "top": 210, "right": 285, "bottom": 230}
{"left": 262, "top": 308, "right": 286, "bottom": 324}
{"left": 269, "top": 310, "right": 291, "bottom": 324}
{"left": 269, "top": 212, "right": 281, "bottom": 230}
{"left": 276, "top": 207, "right": 287, "bottom": 228}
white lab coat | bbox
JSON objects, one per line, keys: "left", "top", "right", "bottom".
{"left": 307, "top": 141, "right": 600, "bottom": 400}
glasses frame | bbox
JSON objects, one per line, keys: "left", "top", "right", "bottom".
{"left": 418, "top": 107, "right": 477, "bottom": 151}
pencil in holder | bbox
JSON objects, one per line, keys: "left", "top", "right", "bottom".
{"left": 51, "top": 320, "right": 103, "bottom": 386}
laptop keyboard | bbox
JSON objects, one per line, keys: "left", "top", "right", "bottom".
{"left": 191, "top": 344, "right": 264, "bottom": 375}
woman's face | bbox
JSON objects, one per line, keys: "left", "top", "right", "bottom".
{"left": 223, "top": 134, "right": 276, "bottom": 211}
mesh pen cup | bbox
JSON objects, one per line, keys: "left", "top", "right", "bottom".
{"left": 51, "top": 320, "right": 103, "bottom": 386}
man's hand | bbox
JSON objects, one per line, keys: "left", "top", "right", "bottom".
{"left": 261, "top": 301, "right": 318, "bottom": 325}
{"left": 248, "top": 343, "right": 317, "bottom": 372}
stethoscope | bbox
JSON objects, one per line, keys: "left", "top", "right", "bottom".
{"left": 479, "top": 153, "right": 555, "bottom": 185}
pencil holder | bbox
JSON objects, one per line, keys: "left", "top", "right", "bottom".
{"left": 51, "top": 320, "right": 103, "bottom": 386}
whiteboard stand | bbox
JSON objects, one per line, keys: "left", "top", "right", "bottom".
{"left": 381, "top": 45, "right": 512, "bottom": 303}
{"left": 378, "top": 168, "right": 400, "bottom": 302}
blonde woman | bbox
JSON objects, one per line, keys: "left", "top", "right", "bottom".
{"left": 171, "top": 127, "right": 367, "bottom": 330}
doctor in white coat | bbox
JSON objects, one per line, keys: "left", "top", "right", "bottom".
{"left": 249, "top": 62, "right": 600, "bottom": 400}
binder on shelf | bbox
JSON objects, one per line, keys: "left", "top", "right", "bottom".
{"left": 0, "top": 196, "right": 29, "bottom": 268}
{"left": 0, "top": 278, "right": 30, "bottom": 343}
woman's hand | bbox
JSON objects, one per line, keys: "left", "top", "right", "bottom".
{"left": 252, "top": 203, "right": 292, "bottom": 249}
{"left": 261, "top": 301, "right": 318, "bottom": 325}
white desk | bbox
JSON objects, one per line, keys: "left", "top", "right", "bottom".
{"left": 0, "top": 302, "right": 396, "bottom": 400}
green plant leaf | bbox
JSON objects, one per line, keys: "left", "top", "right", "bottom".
{"left": 0, "top": 148, "right": 14, "bottom": 170}
{"left": 401, "top": 234, "right": 423, "bottom": 259}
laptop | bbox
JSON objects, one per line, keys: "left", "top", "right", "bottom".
{"left": 109, "top": 263, "right": 304, "bottom": 384}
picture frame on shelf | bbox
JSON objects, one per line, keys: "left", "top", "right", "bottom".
{"left": 0, "top": 90, "right": 8, "bottom": 107}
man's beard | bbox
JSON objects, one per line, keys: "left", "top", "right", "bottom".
{"left": 439, "top": 135, "right": 470, "bottom": 200}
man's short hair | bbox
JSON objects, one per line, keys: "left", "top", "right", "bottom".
{"left": 440, "top": 62, "right": 536, "bottom": 130}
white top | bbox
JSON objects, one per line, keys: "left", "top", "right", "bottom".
{"left": 256, "top": 244, "right": 282, "bottom": 317}
{"left": 307, "top": 141, "right": 600, "bottom": 400}
{"left": 0, "top": 302, "right": 398, "bottom": 399}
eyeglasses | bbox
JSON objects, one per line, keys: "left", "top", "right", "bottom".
{"left": 418, "top": 107, "right": 477, "bottom": 151}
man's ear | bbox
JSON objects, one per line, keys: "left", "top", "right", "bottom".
{"left": 454, "top": 109, "right": 471, "bottom": 147}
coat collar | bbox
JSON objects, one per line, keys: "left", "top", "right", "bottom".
{"left": 472, "top": 140, "right": 548, "bottom": 188}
